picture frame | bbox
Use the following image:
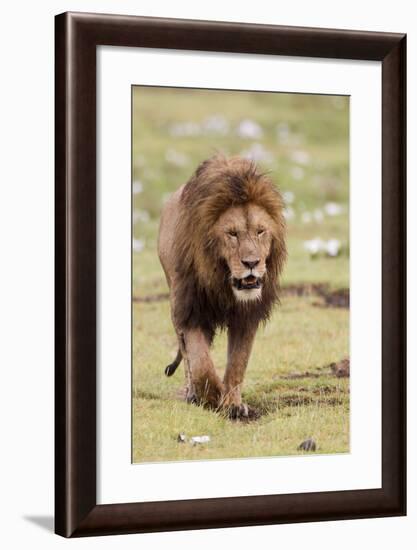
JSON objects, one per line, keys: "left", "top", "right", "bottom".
{"left": 55, "top": 11, "right": 406, "bottom": 537}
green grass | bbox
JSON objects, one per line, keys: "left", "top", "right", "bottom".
{"left": 132, "top": 295, "right": 349, "bottom": 462}
{"left": 131, "top": 87, "right": 350, "bottom": 463}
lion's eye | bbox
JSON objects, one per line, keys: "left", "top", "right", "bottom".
{"left": 257, "top": 229, "right": 265, "bottom": 236}
{"left": 227, "top": 230, "right": 238, "bottom": 238}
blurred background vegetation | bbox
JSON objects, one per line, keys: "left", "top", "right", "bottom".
{"left": 132, "top": 87, "right": 349, "bottom": 463}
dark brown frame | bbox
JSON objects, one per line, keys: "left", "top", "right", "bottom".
{"left": 55, "top": 11, "right": 406, "bottom": 537}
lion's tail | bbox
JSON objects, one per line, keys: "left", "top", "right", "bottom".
{"left": 164, "top": 348, "right": 183, "bottom": 377}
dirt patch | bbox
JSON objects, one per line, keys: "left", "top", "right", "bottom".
{"left": 281, "top": 283, "right": 329, "bottom": 297}
{"left": 234, "top": 363, "right": 350, "bottom": 420}
{"left": 245, "top": 391, "right": 347, "bottom": 417}
{"left": 314, "top": 287, "right": 349, "bottom": 308}
{"left": 281, "top": 371, "right": 321, "bottom": 380}
{"left": 280, "top": 358, "right": 350, "bottom": 381}
{"left": 133, "top": 293, "right": 170, "bottom": 303}
{"left": 282, "top": 283, "right": 349, "bottom": 307}
{"left": 133, "top": 283, "right": 349, "bottom": 308}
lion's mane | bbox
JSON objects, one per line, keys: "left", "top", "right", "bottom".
{"left": 173, "top": 155, "right": 287, "bottom": 342}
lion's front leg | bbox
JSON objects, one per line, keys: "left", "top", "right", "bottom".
{"left": 222, "top": 324, "right": 257, "bottom": 418}
{"left": 182, "top": 328, "right": 224, "bottom": 407}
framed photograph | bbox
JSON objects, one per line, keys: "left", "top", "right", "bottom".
{"left": 55, "top": 12, "right": 406, "bottom": 537}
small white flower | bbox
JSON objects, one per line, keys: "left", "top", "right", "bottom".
{"left": 165, "top": 148, "right": 188, "bottom": 167}
{"left": 283, "top": 206, "right": 295, "bottom": 221}
{"left": 313, "top": 209, "right": 324, "bottom": 223}
{"left": 324, "top": 202, "right": 343, "bottom": 216}
{"left": 282, "top": 190, "right": 295, "bottom": 204}
{"left": 325, "top": 239, "right": 341, "bottom": 257}
{"left": 290, "top": 150, "right": 310, "bottom": 165}
{"left": 291, "top": 166, "right": 304, "bottom": 181}
{"left": 301, "top": 211, "right": 312, "bottom": 224}
{"left": 170, "top": 122, "right": 201, "bottom": 137}
{"left": 132, "top": 180, "right": 143, "bottom": 194}
{"left": 133, "top": 210, "right": 150, "bottom": 223}
{"left": 236, "top": 119, "right": 263, "bottom": 139}
{"left": 240, "top": 143, "right": 273, "bottom": 163}
{"left": 276, "top": 122, "right": 290, "bottom": 143}
{"left": 202, "top": 115, "right": 229, "bottom": 135}
{"left": 132, "top": 238, "right": 145, "bottom": 253}
{"left": 304, "top": 238, "right": 324, "bottom": 257}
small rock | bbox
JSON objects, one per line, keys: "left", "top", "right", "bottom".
{"left": 190, "top": 435, "right": 210, "bottom": 446}
{"left": 298, "top": 438, "right": 316, "bottom": 452}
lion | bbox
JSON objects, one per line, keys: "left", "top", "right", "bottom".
{"left": 158, "top": 155, "right": 287, "bottom": 418}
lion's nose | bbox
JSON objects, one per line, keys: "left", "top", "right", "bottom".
{"left": 241, "top": 259, "right": 260, "bottom": 270}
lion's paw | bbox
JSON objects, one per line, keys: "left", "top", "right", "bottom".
{"left": 228, "top": 403, "right": 249, "bottom": 420}
{"left": 184, "top": 385, "right": 199, "bottom": 405}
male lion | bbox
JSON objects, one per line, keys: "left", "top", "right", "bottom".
{"left": 158, "top": 155, "right": 287, "bottom": 418}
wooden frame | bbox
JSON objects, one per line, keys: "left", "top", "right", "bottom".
{"left": 55, "top": 11, "right": 406, "bottom": 537}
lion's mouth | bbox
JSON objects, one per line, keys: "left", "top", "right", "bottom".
{"left": 232, "top": 275, "right": 262, "bottom": 291}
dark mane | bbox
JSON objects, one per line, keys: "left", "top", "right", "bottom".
{"left": 173, "top": 155, "right": 287, "bottom": 341}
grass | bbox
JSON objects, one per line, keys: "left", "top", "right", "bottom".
{"left": 132, "top": 294, "right": 349, "bottom": 463}
{"left": 131, "top": 87, "right": 350, "bottom": 463}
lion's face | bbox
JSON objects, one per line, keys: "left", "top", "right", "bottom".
{"left": 213, "top": 203, "right": 274, "bottom": 302}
